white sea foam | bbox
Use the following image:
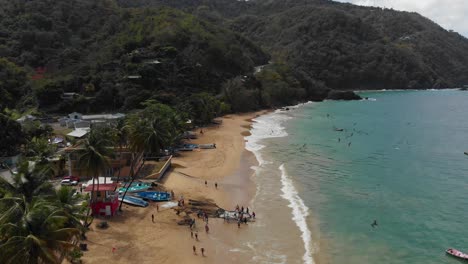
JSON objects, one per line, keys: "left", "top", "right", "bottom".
{"left": 245, "top": 111, "right": 291, "bottom": 165}
{"left": 245, "top": 106, "right": 315, "bottom": 264}
{"left": 280, "top": 164, "right": 315, "bottom": 264}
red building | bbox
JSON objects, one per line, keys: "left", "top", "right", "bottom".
{"left": 84, "top": 183, "right": 119, "bottom": 216}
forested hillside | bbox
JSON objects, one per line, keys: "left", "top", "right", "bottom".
{"left": 2, "top": 0, "right": 468, "bottom": 116}
{"left": 119, "top": 0, "right": 468, "bottom": 91}
{"left": 0, "top": 0, "right": 269, "bottom": 114}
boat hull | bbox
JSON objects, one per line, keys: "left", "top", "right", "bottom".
{"left": 136, "top": 191, "right": 171, "bottom": 201}
{"left": 118, "top": 196, "right": 149, "bottom": 207}
{"left": 118, "top": 186, "right": 150, "bottom": 193}
{"left": 446, "top": 248, "right": 468, "bottom": 260}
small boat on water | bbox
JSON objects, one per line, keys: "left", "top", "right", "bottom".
{"left": 118, "top": 195, "right": 149, "bottom": 207}
{"left": 118, "top": 182, "right": 151, "bottom": 194}
{"left": 334, "top": 128, "right": 344, "bottom": 132}
{"left": 446, "top": 248, "right": 468, "bottom": 260}
{"left": 464, "top": 151, "right": 468, "bottom": 155}
{"left": 135, "top": 191, "right": 171, "bottom": 201}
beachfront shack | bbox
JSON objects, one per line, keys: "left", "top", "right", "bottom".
{"left": 64, "top": 144, "right": 141, "bottom": 180}
{"left": 84, "top": 182, "right": 119, "bottom": 216}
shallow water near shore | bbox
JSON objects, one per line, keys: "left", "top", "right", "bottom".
{"left": 244, "top": 90, "right": 468, "bottom": 264}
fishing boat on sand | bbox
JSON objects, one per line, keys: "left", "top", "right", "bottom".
{"left": 118, "top": 195, "right": 149, "bottom": 207}
{"left": 177, "top": 144, "right": 199, "bottom": 151}
{"left": 446, "top": 248, "right": 468, "bottom": 260}
{"left": 118, "top": 182, "right": 151, "bottom": 194}
{"left": 219, "top": 210, "right": 254, "bottom": 222}
{"left": 199, "top": 144, "right": 216, "bottom": 149}
{"left": 135, "top": 191, "right": 171, "bottom": 201}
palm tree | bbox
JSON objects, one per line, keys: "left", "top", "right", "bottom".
{"left": 111, "top": 119, "right": 128, "bottom": 183}
{"left": 0, "top": 198, "right": 79, "bottom": 264}
{"left": 0, "top": 163, "right": 81, "bottom": 264}
{"left": 76, "top": 128, "right": 113, "bottom": 227}
{"left": 0, "top": 162, "right": 54, "bottom": 203}
{"left": 54, "top": 186, "right": 88, "bottom": 237}
{"left": 118, "top": 103, "right": 175, "bottom": 210}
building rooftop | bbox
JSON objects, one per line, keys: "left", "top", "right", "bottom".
{"left": 84, "top": 183, "right": 117, "bottom": 192}
{"left": 81, "top": 113, "right": 125, "bottom": 121}
{"left": 67, "top": 128, "right": 90, "bottom": 138}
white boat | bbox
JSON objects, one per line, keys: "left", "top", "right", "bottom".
{"left": 219, "top": 210, "right": 253, "bottom": 221}
{"left": 118, "top": 195, "right": 149, "bottom": 207}
{"left": 446, "top": 248, "right": 468, "bottom": 260}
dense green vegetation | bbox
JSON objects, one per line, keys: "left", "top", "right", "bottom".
{"left": 0, "top": 162, "right": 87, "bottom": 263}
{"left": 2, "top": 0, "right": 468, "bottom": 116}
{"left": 119, "top": 0, "right": 468, "bottom": 92}
{"left": 0, "top": 0, "right": 270, "bottom": 115}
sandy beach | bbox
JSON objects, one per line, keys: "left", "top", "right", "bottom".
{"left": 81, "top": 111, "right": 269, "bottom": 264}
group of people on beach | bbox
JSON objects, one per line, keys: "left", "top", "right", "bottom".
{"left": 191, "top": 210, "right": 211, "bottom": 257}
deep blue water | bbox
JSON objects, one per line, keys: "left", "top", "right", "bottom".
{"left": 273, "top": 90, "right": 468, "bottom": 263}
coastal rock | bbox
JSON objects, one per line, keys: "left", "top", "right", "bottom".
{"left": 326, "top": 90, "right": 362, "bottom": 101}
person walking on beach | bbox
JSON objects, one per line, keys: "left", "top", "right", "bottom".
{"left": 193, "top": 245, "right": 197, "bottom": 255}
{"left": 246, "top": 207, "right": 249, "bottom": 214}
{"left": 195, "top": 232, "right": 199, "bottom": 241}
{"left": 237, "top": 221, "right": 241, "bottom": 228}
{"left": 151, "top": 214, "right": 154, "bottom": 223}
{"left": 156, "top": 204, "right": 159, "bottom": 212}
{"left": 205, "top": 224, "right": 209, "bottom": 233}
{"left": 252, "top": 212, "right": 256, "bottom": 219}
{"left": 201, "top": 247, "right": 205, "bottom": 257}
{"left": 215, "top": 182, "right": 218, "bottom": 189}
{"left": 205, "top": 180, "right": 207, "bottom": 186}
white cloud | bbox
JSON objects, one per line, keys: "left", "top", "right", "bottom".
{"left": 334, "top": 0, "right": 468, "bottom": 37}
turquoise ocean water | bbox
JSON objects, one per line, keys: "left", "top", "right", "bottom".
{"left": 246, "top": 90, "right": 468, "bottom": 264}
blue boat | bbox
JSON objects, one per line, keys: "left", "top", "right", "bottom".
{"left": 118, "top": 182, "right": 152, "bottom": 194}
{"left": 118, "top": 195, "right": 149, "bottom": 207}
{"left": 136, "top": 191, "right": 171, "bottom": 201}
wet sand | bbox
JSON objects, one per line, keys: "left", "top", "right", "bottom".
{"left": 81, "top": 111, "right": 269, "bottom": 264}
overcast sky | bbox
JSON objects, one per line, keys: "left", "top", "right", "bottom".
{"left": 334, "top": 0, "right": 468, "bottom": 37}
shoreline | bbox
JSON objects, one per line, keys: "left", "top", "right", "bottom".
{"left": 81, "top": 110, "right": 269, "bottom": 264}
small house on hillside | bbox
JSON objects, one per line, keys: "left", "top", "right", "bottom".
{"left": 66, "top": 128, "right": 89, "bottom": 139}
{"left": 68, "top": 112, "right": 83, "bottom": 120}
{"left": 74, "top": 120, "right": 91, "bottom": 129}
